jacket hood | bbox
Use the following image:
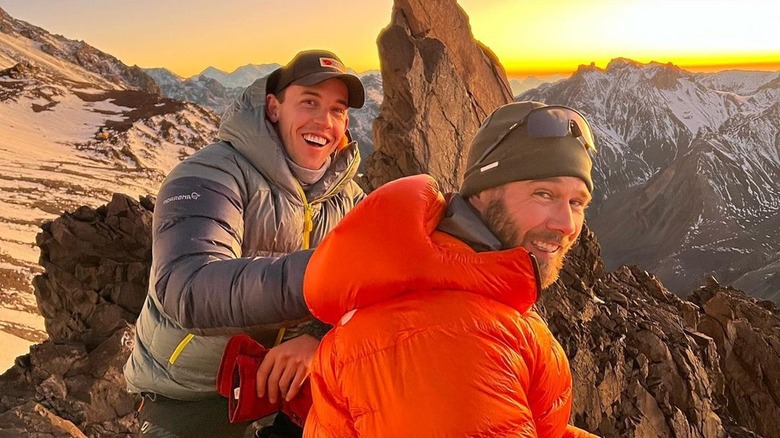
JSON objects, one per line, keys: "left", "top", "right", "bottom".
{"left": 218, "top": 76, "right": 360, "bottom": 199}
{"left": 304, "top": 174, "right": 540, "bottom": 325}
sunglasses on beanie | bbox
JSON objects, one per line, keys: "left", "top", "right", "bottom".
{"left": 467, "top": 105, "right": 596, "bottom": 176}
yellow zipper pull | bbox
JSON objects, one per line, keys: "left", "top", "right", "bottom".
{"left": 274, "top": 327, "right": 287, "bottom": 346}
{"left": 276, "top": 183, "right": 313, "bottom": 347}
{"left": 303, "top": 203, "right": 313, "bottom": 250}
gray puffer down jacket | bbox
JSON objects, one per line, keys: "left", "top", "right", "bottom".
{"left": 124, "top": 76, "right": 364, "bottom": 400}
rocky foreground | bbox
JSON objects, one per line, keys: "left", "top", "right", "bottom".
{"left": 1, "top": 194, "right": 779, "bottom": 437}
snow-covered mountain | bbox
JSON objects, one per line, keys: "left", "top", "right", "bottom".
{"left": 0, "top": 7, "right": 220, "bottom": 371}
{"left": 144, "top": 67, "right": 183, "bottom": 92}
{"left": 198, "top": 63, "right": 280, "bottom": 88}
{"left": 144, "top": 64, "right": 281, "bottom": 117}
{"left": 144, "top": 67, "right": 242, "bottom": 116}
{"left": 509, "top": 74, "right": 565, "bottom": 96}
{"left": 346, "top": 71, "right": 382, "bottom": 168}
{"left": 0, "top": 7, "right": 159, "bottom": 95}
{"left": 143, "top": 63, "right": 281, "bottom": 117}
{"left": 519, "top": 59, "right": 780, "bottom": 300}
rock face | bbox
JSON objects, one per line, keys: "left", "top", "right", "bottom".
{"left": 364, "top": 0, "right": 514, "bottom": 192}
{"left": 688, "top": 282, "right": 780, "bottom": 438}
{"left": 33, "top": 194, "right": 153, "bottom": 347}
{"left": 538, "top": 227, "right": 779, "bottom": 437}
{"left": 541, "top": 227, "right": 728, "bottom": 436}
{"left": 0, "top": 195, "right": 152, "bottom": 436}
{"left": 0, "top": 402, "right": 86, "bottom": 438}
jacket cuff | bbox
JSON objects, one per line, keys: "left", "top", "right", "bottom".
{"left": 295, "top": 318, "right": 332, "bottom": 340}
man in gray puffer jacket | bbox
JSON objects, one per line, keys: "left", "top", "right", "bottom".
{"left": 124, "top": 50, "right": 365, "bottom": 438}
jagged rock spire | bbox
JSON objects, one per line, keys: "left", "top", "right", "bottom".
{"left": 364, "top": 0, "right": 513, "bottom": 193}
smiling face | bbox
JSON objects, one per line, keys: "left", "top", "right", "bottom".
{"left": 266, "top": 78, "right": 350, "bottom": 170}
{"left": 470, "top": 176, "right": 591, "bottom": 288}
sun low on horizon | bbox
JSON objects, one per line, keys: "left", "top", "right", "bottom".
{"left": 469, "top": 0, "right": 780, "bottom": 76}
{"left": 0, "top": 0, "right": 777, "bottom": 78}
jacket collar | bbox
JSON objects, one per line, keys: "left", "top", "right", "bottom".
{"left": 437, "top": 194, "right": 503, "bottom": 252}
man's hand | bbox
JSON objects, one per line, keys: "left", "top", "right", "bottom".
{"left": 256, "top": 334, "right": 319, "bottom": 403}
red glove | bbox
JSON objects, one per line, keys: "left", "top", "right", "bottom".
{"left": 282, "top": 378, "right": 312, "bottom": 427}
{"left": 216, "top": 334, "right": 312, "bottom": 426}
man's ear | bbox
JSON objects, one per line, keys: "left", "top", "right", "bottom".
{"left": 467, "top": 187, "right": 499, "bottom": 215}
{"left": 266, "top": 94, "right": 279, "bottom": 122}
{"left": 334, "top": 115, "right": 350, "bottom": 150}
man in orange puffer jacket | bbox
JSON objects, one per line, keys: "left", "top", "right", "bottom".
{"left": 303, "top": 101, "right": 599, "bottom": 437}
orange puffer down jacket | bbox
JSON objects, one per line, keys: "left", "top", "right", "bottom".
{"left": 303, "top": 175, "right": 596, "bottom": 437}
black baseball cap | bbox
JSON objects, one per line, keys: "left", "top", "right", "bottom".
{"left": 266, "top": 50, "right": 365, "bottom": 108}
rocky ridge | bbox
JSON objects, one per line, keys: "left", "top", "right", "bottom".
{"left": 0, "top": 20, "right": 220, "bottom": 375}
{"left": 0, "top": 7, "right": 158, "bottom": 94}
{"left": 2, "top": 192, "right": 777, "bottom": 437}
{"left": 0, "top": 58, "right": 218, "bottom": 297}
{"left": 540, "top": 225, "right": 779, "bottom": 437}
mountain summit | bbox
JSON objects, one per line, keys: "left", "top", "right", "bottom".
{"left": 197, "top": 63, "right": 280, "bottom": 88}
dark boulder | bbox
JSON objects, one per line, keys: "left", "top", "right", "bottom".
{"left": 0, "top": 194, "right": 152, "bottom": 436}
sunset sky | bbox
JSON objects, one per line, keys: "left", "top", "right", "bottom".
{"left": 0, "top": 0, "right": 777, "bottom": 78}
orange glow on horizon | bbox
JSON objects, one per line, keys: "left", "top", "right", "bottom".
{"left": 674, "top": 60, "right": 780, "bottom": 74}
{"left": 503, "top": 58, "right": 780, "bottom": 78}
{"left": 463, "top": 0, "right": 780, "bottom": 78}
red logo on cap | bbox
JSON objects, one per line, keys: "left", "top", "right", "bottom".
{"left": 319, "top": 57, "right": 345, "bottom": 72}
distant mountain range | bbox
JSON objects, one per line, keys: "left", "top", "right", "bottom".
{"left": 144, "top": 67, "right": 243, "bottom": 116}
{"left": 509, "top": 74, "right": 565, "bottom": 95}
{"left": 144, "top": 66, "right": 562, "bottom": 159}
{"left": 519, "top": 58, "right": 780, "bottom": 301}
{"left": 197, "top": 64, "right": 280, "bottom": 88}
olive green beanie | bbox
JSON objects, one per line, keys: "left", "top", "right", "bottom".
{"left": 460, "top": 101, "right": 594, "bottom": 198}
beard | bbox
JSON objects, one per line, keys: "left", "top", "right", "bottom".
{"left": 481, "top": 199, "right": 572, "bottom": 289}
